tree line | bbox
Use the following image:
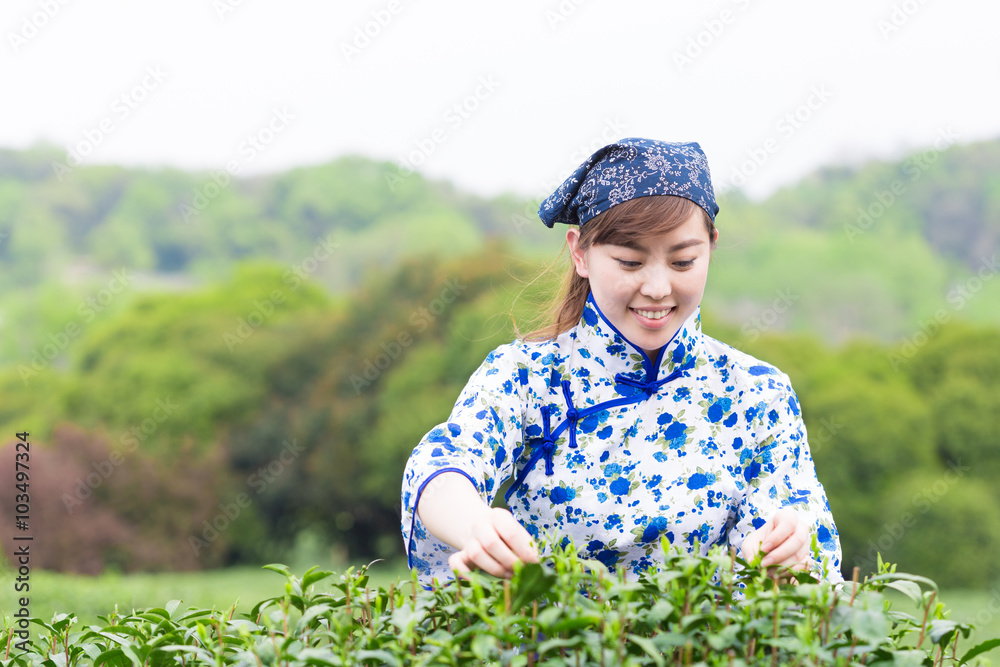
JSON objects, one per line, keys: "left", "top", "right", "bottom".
{"left": 2, "top": 248, "right": 998, "bottom": 587}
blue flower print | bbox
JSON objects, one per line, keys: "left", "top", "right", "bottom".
{"left": 663, "top": 421, "right": 689, "bottom": 449}
{"left": 609, "top": 477, "right": 631, "bottom": 496}
{"left": 817, "top": 524, "right": 837, "bottom": 551}
{"left": 641, "top": 516, "right": 669, "bottom": 543}
{"left": 550, "top": 485, "right": 576, "bottom": 504}
{"left": 687, "top": 471, "right": 716, "bottom": 490}
{"left": 706, "top": 397, "right": 732, "bottom": 423}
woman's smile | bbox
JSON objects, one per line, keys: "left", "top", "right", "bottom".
{"left": 568, "top": 210, "right": 713, "bottom": 360}
{"left": 630, "top": 306, "right": 676, "bottom": 329}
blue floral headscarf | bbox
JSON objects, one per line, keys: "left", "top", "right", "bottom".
{"left": 538, "top": 138, "right": 719, "bottom": 227}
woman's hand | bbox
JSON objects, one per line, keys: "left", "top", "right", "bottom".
{"left": 416, "top": 472, "right": 539, "bottom": 579}
{"left": 448, "top": 506, "right": 540, "bottom": 579}
{"left": 742, "top": 508, "right": 811, "bottom": 570}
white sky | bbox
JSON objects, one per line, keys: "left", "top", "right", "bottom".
{"left": 2, "top": 0, "right": 999, "bottom": 201}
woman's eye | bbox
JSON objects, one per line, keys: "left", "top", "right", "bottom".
{"left": 674, "top": 259, "right": 695, "bottom": 269}
{"left": 615, "top": 258, "right": 642, "bottom": 269}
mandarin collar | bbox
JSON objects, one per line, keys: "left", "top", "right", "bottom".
{"left": 576, "top": 292, "right": 704, "bottom": 384}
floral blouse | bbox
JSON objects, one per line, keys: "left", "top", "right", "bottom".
{"left": 401, "top": 294, "right": 843, "bottom": 585}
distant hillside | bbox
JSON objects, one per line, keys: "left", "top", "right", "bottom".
{"left": 709, "top": 138, "right": 1000, "bottom": 342}
{"left": 0, "top": 138, "right": 998, "bottom": 348}
{"left": 0, "top": 145, "right": 556, "bottom": 293}
{"left": 758, "top": 137, "right": 1000, "bottom": 270}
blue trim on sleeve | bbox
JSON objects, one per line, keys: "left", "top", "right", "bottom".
{"left": 406, "top": 467, "right": 480, "bottom": 570}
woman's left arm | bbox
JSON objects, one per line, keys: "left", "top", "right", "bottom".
{"left": 730, "top": 382, "right": 844, "bottom": 581}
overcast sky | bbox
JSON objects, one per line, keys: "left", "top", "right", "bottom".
{"left": 2, "top": 0, "right": 998, "bottom": 202}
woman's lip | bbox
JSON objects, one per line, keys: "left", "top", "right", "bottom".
{"left": 630, "top": 306, "right": 675, "bottom": 328}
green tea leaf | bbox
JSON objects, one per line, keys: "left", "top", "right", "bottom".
{"left": 261, "top": 563, "right": 291, "bottom": 577}
{"left": 509, "top": 562, "right": 555, "bottom": 612}
{"left": 849, "top": 608, "right": 891, "bottom": 645}
{"left": 927, "top": 619, "right": 960, "bottom": 645}
{"left": 302, "top": 567, "right": 335, "bottom": 590}
{"left": 961, "top": 638, "right": 1000, "bottom": 664}
{"left": 884, "top": 580, "right": 923, "bottom": 605}
{"left": 353, "top": 650, "right": 401, "bottom": 666}
{"left": 866, "top": 572, "right": 938, "bottom": 592}
{"left": 628, "top": 634, "right": 666, "bottom": 667}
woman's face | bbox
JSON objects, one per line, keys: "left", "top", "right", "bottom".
{"left": 568, "top": 210, "right": 714, "bottom": 360}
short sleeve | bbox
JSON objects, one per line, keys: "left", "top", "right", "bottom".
{"left": 400, "top": 345, "right": 527, "bottom": 584}
{"left": 728, "top": 381, "right": 843, "bottom": 582}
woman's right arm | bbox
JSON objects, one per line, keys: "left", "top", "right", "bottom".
{"left": 417, "top": 471, "right": 538, "bottom": 578}
{"left": 401, "top": 344, "right": 537, "bottom": 582}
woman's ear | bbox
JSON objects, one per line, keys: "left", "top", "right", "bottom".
{"left": 566, "top": 227, "right": 589, "bottom": 278}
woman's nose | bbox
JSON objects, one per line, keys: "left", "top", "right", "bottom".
{"left": 640, "top": 266, "right": 672, "bottom": 300}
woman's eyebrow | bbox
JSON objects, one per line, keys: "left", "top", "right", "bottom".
{"left": 615, "top": 238, "right": 705, "bottom": 252}
{"left": 669, "top": 239, "right": 704, "bottom": 252}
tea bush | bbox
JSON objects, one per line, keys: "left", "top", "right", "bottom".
{"left": 4, "top": 542, "right": 999, "bottom": 666}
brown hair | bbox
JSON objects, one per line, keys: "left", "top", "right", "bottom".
{"left": 518, "top": 195, "right": 716, "bottom": 342}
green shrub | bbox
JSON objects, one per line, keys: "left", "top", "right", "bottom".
{"left": 879, "top": 474, "right": 1000, "bottom": 588}
{"left": 4, "top": 541, "right": 998, "bottom": 666}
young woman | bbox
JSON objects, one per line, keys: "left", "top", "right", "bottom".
{"left": 400, "top": 138, "right": 842, "bottom": 584}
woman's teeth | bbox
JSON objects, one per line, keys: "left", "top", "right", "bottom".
{"left": 634, "top": 308, "right": 672, "bottom": 319}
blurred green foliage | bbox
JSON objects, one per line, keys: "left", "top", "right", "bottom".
{"left": 0, "top": 139, "right": 998, "bottom": 588}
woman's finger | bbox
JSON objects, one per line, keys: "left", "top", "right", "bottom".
{"left": 762, "top": 517, "right": 810, "bottom": 567}
{"left": 469, "top": 521, "right": 521, "bottom": 574}
{"left": 760, "top": 514, "right": 805, "bottom": 566}
{"left": 742, "top": 530, "right": 763, "bottom": 562}
{"left": 761, "top": 511, "right": 797, "bottom": 552}
{"left": 456, "top": 539, "right": 511, "bottom": 578}
{"left": 448, "top": 551, "right": 472, "bottom": 576}
{"left": 490, "top": 508, "right": 540, "bottom": 564}
{"left": 761, "top": 540, "right": 800, "bottom": 567}
{"left": 462, "top": 532, "right": 514, "bottom": 578}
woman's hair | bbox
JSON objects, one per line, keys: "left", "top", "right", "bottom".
{"left": 519, "top": 195, "right": 716, "bottom": 342}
